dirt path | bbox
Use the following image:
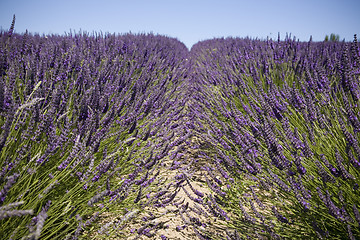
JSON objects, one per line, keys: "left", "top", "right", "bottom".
{"left": 120, "top": 131, "right": 227, "bottom": 240}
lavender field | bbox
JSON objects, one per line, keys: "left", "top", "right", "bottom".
{"left": 1, "top": 18, "right": 360, "bottom": 239}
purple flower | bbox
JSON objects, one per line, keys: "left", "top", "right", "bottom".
{"left": 176, "top": 225, "right": 184, "bottom": 231}
{"left": 272, "top": 206, "right": 289, "bottom": 224}
{"left": 353, "top": 204, "right": 360, "bottom": 227}
{"left": 297, "top": 164, "right": 307, "bottom": 175}
{"left": 0, "top": 173, "right": 19, "bottom": 204}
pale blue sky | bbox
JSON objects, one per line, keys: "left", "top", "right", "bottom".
{"left": 1, "top": 0, "right": 359, "bottom": 49}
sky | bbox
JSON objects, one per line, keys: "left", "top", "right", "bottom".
{"left": 0, "top": 0, "right": 359, "bottom": 50}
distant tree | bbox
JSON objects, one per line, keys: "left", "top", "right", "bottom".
{"left": 325, "top": 33, "right": 340, "bottom": 42}
{"left": 331, "top": 33, "right": 340, "bottom": 41}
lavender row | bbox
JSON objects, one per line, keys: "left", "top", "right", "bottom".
{"left": 0, "top": 18, "right": 189, "bottom": 239}
{"left": 189, "top": 35, "right": 360, "bottom": 239}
